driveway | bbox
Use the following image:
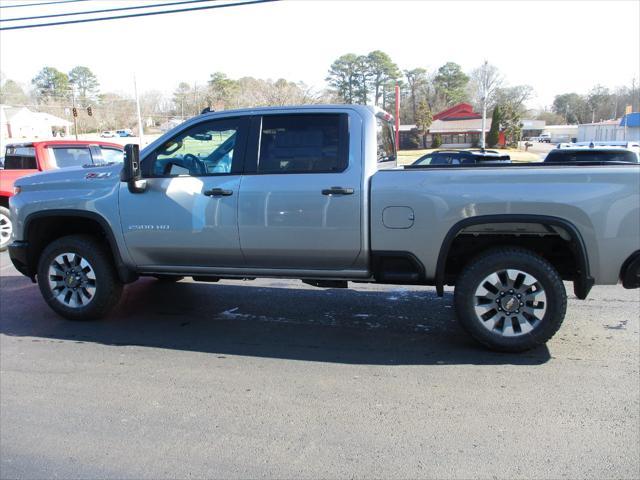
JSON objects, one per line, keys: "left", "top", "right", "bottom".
{"left": 1, "top": 252, "right": 638, "bottom": 479}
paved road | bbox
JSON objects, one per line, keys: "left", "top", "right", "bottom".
{"left": 519, "top": 141, "right": 557, "bottom": 161}
{"left": 1, "top": 251, "right": 638, "bottom": 479}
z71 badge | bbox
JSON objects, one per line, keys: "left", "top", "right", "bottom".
{"left": 85, "top": 172, "right": 112, "bottom": 179}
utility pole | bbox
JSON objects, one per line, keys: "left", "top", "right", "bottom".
{"left": 134, "top": 74, "right": 144, "bottom": 147}
{"left": 395, "top": 83, "right": 400, "bottom": 148}
{"left": 71, "top": 86, "right": 78, "bottom": 140}
{"left": 481, "top": 93, "right": 487, "bottom": 149}
{"left": 480, "top": 60, "right": 488, "bottom": 150}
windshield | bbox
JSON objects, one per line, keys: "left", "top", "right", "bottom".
{"left": 376, "top": 116, "right": 396, "bottom": 165}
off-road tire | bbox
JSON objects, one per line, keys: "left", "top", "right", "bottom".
{"left": 0, "top": 206, "right": 12, "bottom": 252}
{"left": 37, "top": 235, "right": 123, "bottom": 320}
{"left": 454, "top": 247, "right": 567, "bottom": 352}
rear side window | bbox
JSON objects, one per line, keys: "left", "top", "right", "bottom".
{"left": 3, "top": 146, "right": 37, "bottom": 169}
{"left": 48, "top": 147, "right": 92, "bottom": 168}
{"left": 258, "top": 114, "right": 348, "bottom": 174}
{"left": 545, "top": 150, "right": 638, "bottom": 163}
{"left": 376, "top": 117, "right": 396, "bottom": 164}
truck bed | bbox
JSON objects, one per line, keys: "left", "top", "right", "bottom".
{"left": 372, "top": 164, "right": 640, "bottom": 285}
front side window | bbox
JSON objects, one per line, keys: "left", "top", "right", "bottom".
{"left": 100, "top": 147, "right": 124, "bottom": 164}
{"left": 258, "top": 114, "right": 348, "bottom": 174}
{"left": 149, "top": 119, "right": 244, "bottom": 176}
{"left": 48, "top": 147, "right": 92, "bottom": 168}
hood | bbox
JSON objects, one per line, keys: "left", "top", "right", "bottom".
{"left": 14, "top": 163, "right": 123, "bottom": 190}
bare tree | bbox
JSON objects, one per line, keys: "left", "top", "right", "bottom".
{"left": 470, "top": 61, "right": 503, "bottom": 148}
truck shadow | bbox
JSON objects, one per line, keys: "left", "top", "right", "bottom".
{"left": 0, "top": 275, "right": 551, "bottom": 365}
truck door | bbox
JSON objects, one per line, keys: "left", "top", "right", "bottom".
{"left": 119, "top": 117, "right": 248, "bottom": 268}
{"left": 237, "top": 113, "right": 363, "bottom": 270}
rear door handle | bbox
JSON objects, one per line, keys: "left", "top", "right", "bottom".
{"left": 203, "top": 188, "right": 233, "bottom": 197}
{"left": 322, "top": 187, "right": 354, "bottom": 196}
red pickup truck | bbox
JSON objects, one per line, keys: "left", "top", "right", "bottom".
{"left": 0, "top": 140, "right": 124, "bottom": 251}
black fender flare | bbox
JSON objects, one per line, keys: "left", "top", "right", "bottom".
{"left": 22, "top": 209, "right": 138, "bottom": 284}
{"left": 435, "top": 214, "right": 594, "bottom": 299}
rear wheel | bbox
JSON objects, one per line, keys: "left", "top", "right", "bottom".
{"left": 37, "top": 235, "right": 123, "bottom": 320}
{"left": 454, "top": 247, "right": 567, "bottom": 352}
{"left": 0, "top": 206, "right": 12, "bottom": 252}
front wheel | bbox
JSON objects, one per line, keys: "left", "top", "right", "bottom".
{"left": 0, "top": 206, "right": 12, "bottom": 252}
{"left": 37, "top": 235, "right": 123, "bottom": 320}
{"left": 454, "top": 247, "right": 567, "bottom": 352}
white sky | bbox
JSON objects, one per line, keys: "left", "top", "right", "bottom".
{"left": 1, "top": 0, "right": 639, "bottom": 109}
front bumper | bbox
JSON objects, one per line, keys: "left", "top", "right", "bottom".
{"left": 8, "top": 241, "right": 33, "bottom": 280}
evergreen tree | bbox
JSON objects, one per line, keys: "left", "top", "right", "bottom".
{"left": 487, "top": 106, "right": 501, "bottom": 147}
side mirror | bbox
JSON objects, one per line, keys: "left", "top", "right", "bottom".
{"left": 122, "top": 144, "right": 146, "bottom": 193}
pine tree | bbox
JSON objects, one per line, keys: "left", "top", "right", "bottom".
{"left": 487, "top": 106, "right": 501, "bottom": 147}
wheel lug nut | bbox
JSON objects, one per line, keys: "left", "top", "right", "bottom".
{"left": 520, "top": 302, "right": 524, "bottom": 306}
{"left": 516, "top": 310, "right": 520, "bottom": 313}
{"left": 509, "top": 290, "right": 514, "bottom": 294}
{"left": 500, "top": 292, "right": 505, "bottom": 296}
{"left": 498, "top": 307, "right": 502, "bottom": 311}
{"left": 516, "top": 294, "right": 521, "bottom": 298}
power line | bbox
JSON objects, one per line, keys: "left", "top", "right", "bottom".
{"left": 0, "top": 0, "right": 277, "bottom": 30}
{"left": 0, "top": 0, "right": 91, "bottom": 9}
{"left": 2, "top": 0, "right": 219, "bottom": 22}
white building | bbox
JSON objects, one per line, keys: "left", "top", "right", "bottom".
{"left": 542, "top": 124, "right": 578, "bottom": 143}
{"left": 578, "top": 113, "right": 640, "bottom": 142}
{"left": 0, "top": 105, "right": 71, "bottom": 139}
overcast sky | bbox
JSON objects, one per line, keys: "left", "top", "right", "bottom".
{"left": 1, "top": 0, "right": 638, "bottom": 109}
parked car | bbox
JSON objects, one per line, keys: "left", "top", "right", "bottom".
{"left": 545, "top": 142, "right": 640, "bottom": 163}
{"left": 100, "top": 131, "right": 117, "bottom": 138}
{"left": 7, "top": 105, "right": 640, "bottom": 352}
{"left": 412, "top": 149, "right": 511, "bottom": 166}
{"left": 116, "top": 129, "right": 134, "bottom": 137}
{"left": 538, "top": 133, "right": 552, "bottom": 143}
{"left": 0, "top": 140, "right": 124, "bottom": 251}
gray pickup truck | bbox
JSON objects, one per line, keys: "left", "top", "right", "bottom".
{"left": 8, "top": 105, "right": 640, "bottom": 352}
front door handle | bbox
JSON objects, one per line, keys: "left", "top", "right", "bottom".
{"left": 203, "top": 188, "right": 233, "bottom": 197}
{"left": 322, "top": 186, "right": 354, "bottom": 196}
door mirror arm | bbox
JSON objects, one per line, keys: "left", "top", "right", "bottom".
{"left": 122, "top": 144, "right": 147, "bottom": 193}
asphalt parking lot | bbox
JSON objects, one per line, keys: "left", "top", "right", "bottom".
{"left": 1, "top": 251, "right": 638, "bottom": 479}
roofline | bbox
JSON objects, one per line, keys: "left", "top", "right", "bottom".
{"left": 3, "top": 140, "right": 124, "bottom": 148}
{"left": 194, "top": 104, "right": 386, "bottom": 120}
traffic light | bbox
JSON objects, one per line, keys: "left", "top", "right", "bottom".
{"left": 72, "top": 107, "right": 78, "bottom": 118}
{"left": 87, "top": 106, "right": 92, "bottom": 116}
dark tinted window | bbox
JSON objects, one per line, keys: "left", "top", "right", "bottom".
{"left": 49, "top": 147, "right": 92, "bottom": 168}
{"left": 258, "top": 114, "right": 348, "bottom": 173}
{"left": 3, "top": 146, "right": 37, "bottom": 169}
{"left": 545, "top": 150, "right": 638, "bottom": 163}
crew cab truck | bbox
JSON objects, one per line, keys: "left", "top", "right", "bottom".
{"left": 8, "top": 105, "right": 640, "bottom": 352}
{"left": 0, "top": 140, "right": 124, "bottom": 251}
